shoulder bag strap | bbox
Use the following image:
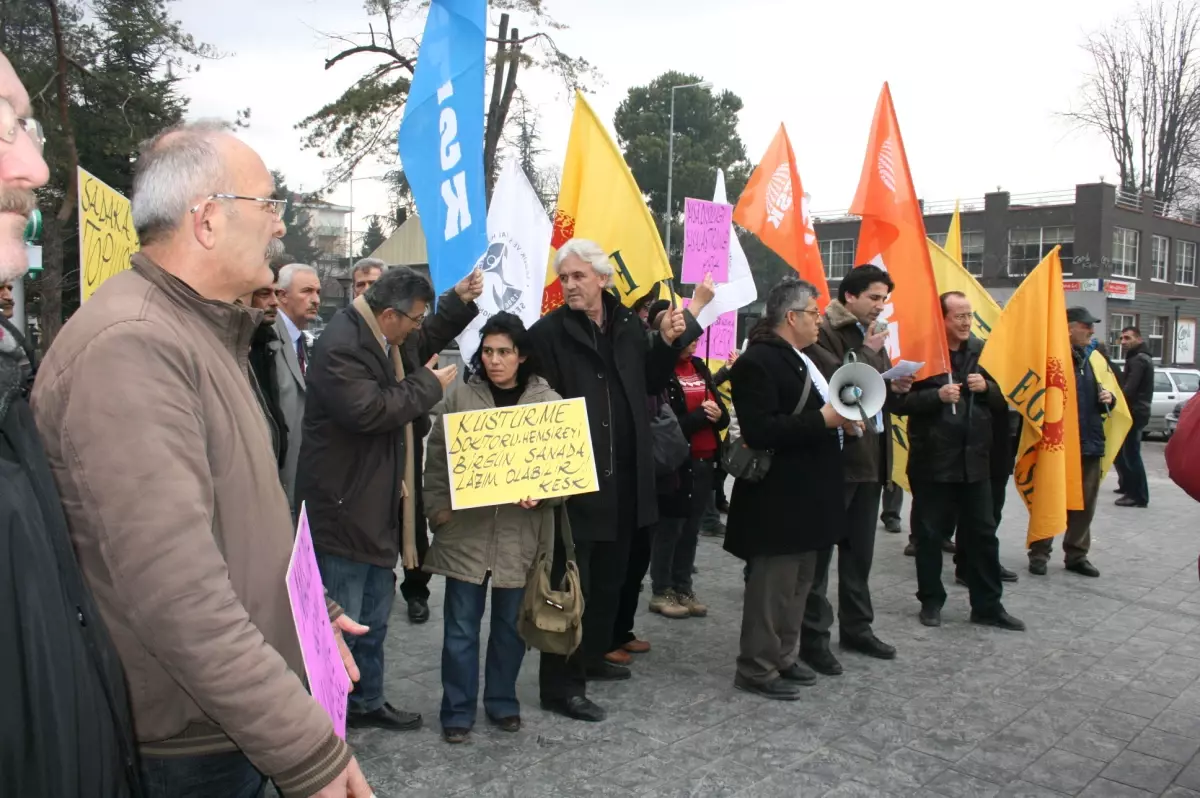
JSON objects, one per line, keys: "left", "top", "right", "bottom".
{"left": 553, "top": 504, "right": 577, "bottom": 563}
{"left": 792, "top": 364, "right": 813, "bottom": 416}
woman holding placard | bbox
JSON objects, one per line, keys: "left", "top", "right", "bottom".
{"left": 422, "top": 312, "right": 562, "bottom": 744}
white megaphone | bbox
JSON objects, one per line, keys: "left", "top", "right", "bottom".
{"left": 829, "top": 354, "right": 886, "bottom": 429}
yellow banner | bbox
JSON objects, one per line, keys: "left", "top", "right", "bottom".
{"left": 891, "top": 241, "right": 1000, "bottom": 490}
{"left": 1089, "top": 349, "right": 1133, "bottom": 477}
{"left": 78, "top": 167, "right": 139, "bottom": 302}
{"left": 442, "top": 398, "right": 599, "bottom": 510}
{"left": 979, "top": 247, "right": 1083, "bottom": 545}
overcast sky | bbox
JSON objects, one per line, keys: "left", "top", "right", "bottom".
{"left": 173, "top": 0, "right": 1139, "bottom": 250}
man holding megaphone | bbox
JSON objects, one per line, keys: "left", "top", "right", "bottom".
{"left": 800, "top": 265, "right": 913, "bottom": 672}
{"left": 890, "top": 292, "right": 1025, "bottom": 632}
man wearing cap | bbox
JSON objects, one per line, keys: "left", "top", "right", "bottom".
{"left": 1028, "top": 307, "right": 1114, "bottom": 578}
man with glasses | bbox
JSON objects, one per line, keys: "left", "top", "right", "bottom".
{"left": 1, "top": 50, "right": 141, "bottom": 798}
{"left": 802, "top": 264, "right": 910, "bottom": 672}
{"left": 299, "top": 265, "right": 480, "bottom": 733}
{"left": 33, "top": 117, "right": 375, "bottom": 796}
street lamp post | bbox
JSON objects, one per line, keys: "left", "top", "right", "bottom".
{"left": 664, "top": 80, "right": 712, "bottom": 275}
{"left": 347, "top": 174, "right": 389, "bottom": 262}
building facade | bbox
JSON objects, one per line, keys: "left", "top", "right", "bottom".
{"left": 295, "top": 199, "right": 353, "bottom": 317}
{"left": 812, "top": 183, "right": 1200, "bottom": 367}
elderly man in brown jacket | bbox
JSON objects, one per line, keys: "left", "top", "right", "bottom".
{"left": 32, "top": 120, "right": 371, "bottom": 798}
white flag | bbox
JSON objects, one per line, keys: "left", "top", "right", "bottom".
{"left": 456, "top": 159, "right": 551, "bottom": 366}
{"left": 694, "top": 169, "right": 757, "bottom": 331}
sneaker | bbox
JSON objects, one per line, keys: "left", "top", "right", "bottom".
{"left": 676, "top": 591, "right": 708, "bottom": 617}
{"left": 648, "top": 591, "right": 690, "bottom": 619}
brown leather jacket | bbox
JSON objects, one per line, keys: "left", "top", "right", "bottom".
{"left": 32, "top": 254, "right": 349, "bottom": 796}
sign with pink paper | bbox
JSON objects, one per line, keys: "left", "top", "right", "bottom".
{"left": 684, "top": 299, "right": 737, "bottom": 361}
{"left": 286, "top": 504, "right": 349, "bottom": 738}
{"left": 681, "top": 198, "right": 732, "bottom": 283}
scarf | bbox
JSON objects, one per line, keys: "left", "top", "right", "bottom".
{"left": 353, "top": 295, "right": 418, "bottom": 569}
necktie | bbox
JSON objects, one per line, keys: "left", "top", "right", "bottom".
{"left": 296, "top": 337, "right": 307, "bottom": 377}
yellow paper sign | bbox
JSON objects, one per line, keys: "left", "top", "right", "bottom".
{"left": 78, "top": 167, "right": 139, "bottom": 302}
{"left": 442, "top": 398, "right": 599, "bottom": 510}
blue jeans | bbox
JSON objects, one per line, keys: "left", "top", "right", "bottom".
{"left": 316, "top": 552, "right": 396, "bottom": 714}
{"left": 441, "top": 576, "right": 525, "bottom": 729}
{"left": 140, "top": 750, "right": 265, "bottom": 798}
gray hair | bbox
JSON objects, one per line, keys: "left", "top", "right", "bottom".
{"left": 363, "top": 265, "right": 434, "bottom": 314}
{"left": 352, "top": 257, "right": 386, "bottom": 279}
{"left": 756, "top": 277, "right": 819, "bottom": 340}
{"left": 553, "top": 238, "right": 613, "bottom": 284}
{"left": 131, "top": 119, "right": 234, "bottom": 246}
{"left": 277, "top": 263, "right": 318, "bottom": 291}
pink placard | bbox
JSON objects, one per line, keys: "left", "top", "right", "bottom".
{"left": 684, "top": 299, "right": 737, "bottom": 361}
{"left": 681, "top": 198, "right": 732, "bottom": 283}
{"left": 286, "top": 504, "right": 350, "bottom": 738}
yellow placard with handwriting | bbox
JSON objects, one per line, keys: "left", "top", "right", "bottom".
{"left": 443, "top": 398, "right": 599, "bottom": 510}
{"left": 78, "top": 167, "right": 139, "bottom": 302}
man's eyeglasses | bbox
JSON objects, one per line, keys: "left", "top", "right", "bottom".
{"left": 0, "top": 97, "right": 45, "bottom": 153}
{"left": 789, "top": 306, "right": 821, "bottom": 321}
{"left": 394, "top": 307, "right": 426, "bottom": 326}
{"left": 189, "top": 193, "right": 288, "bottom": 219}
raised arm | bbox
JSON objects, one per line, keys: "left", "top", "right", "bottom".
{"left": 309, "top": 344, "right": 443, "bottom": 435}
{"left": 415, "top": 288, "right": 479, "bottom": 363}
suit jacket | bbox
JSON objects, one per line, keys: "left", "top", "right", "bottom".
{"left": 273, "top": 315, "right": 307, "bottom": 513}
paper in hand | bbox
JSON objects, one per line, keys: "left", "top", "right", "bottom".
{"left": 880, "top": 360, "right": 925, "bottom": 381}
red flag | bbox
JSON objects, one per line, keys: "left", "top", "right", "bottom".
{"left": 850, "top": 83, "right": 948, "bottom": 381}
{"left": 733, "top": 124, "right": 829, "bottom": 307}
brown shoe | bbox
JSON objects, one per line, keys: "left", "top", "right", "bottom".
{"left": 648, "top": 591, "right": 690, "bottom": 619}
{"left": 605, "top": 648, "right": 632, "bottom": 666}
{"left": 622, "top": 638, "right": 651, "bottom": 654}
{"left": 676, "top": 591, "right": 708, "bottom": 617}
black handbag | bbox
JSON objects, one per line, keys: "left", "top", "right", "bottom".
{"left": 721, "top": 369, "right": 812, "bottom": 483}
{"left": 649, "top": 397, "right": 691, "bottom": 476}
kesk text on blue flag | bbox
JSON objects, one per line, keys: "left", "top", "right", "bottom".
{"left": 397, "top": 0, "right": 488, "bottom": 295}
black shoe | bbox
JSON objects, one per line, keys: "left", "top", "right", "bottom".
{"left": 1029, "top": 560, "right": 1047, "bottom": 576}
{"left": 487, "top": 714, "right": 521, "bottom": 732}
{"left": 734, "top": 674, "right": 802, "bottom": 701}
{"left": 800, "top": 647, "right": 844, "bottom": 676}
{"left": 408, "top": 597, "right": 430, "bottom": 624}
{"left": 941, "top": 539, "right": 956, "bottom": 554}
{"left": 779, "top": 662, "right": 817, "bottom": 685}
{"left": 919, "top": 604, "right": 942, "bottom": 627}
{"left": 840, "top": 632, "right": 897, "bottom": 660}
{"left": 585, "top": 661, "right": 631, "bottom": 682}
{"left": 348, "top": 702, "right": 423, "bottom": 731}
{"left": 971, "top": 609, "right": 1026, "bottom": 632}
{"left": 1115, "top": 496, "right": 1147, "bottom": 508}
{"left": 700, "top": 522, "right": 726, "bottom": 538}
{"left": 716, "top": 498, "right": 730, "bottom": 514}
{"left": 1114, "top": 488, "right": 1126, "bottom": 494}
{"left": 541, "top": 696, "right": 606, "bottom": 722}
{"left": 1000, "top": 565, "right": 1018, "bottom": 583}
{"left": 903, "top": 542, "right": 916, "bottom": 557}
{"left": 954, "top": 574, "right": 967, "bottom": 587}
{"left": 884, "top": 522, "right": 902, "bottom": 534}
{"left": 1066, "top": 560, "right": 1101, "bottom": 578}
{"left": 443, "top": 726, "right": 470, "bottom": 744}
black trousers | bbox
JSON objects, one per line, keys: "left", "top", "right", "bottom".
{"left": 880, "top": 482, "right": 904, "bottom": 528}
{"left": 911, "top": 479, "right": 1002, "bottom": 616}
{"left": 613, "top": 524, "right": 652, "bottom": 649}
{"left": 400, "top": 436, "right": 431, "bottom": 602}
{"left": 1115, "top": 420, "right": 1149, "bottom": 505}
{"left": 802, "top": 481, "right": 882, "bottom": 648}
{"left": 539, "top": 477, "right": 637, "bottom": 701}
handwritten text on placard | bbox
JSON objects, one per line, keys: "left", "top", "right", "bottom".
{"left": 684, "top": 298, "right": 737, "bottom": 361}
{"left": 443, "top": 398, "right": 599, "bottom": 510}
{"left": 77, "top": 167, "right": 139, "bottom": 303}
{"left": 681, "top": 198, "right": 732, "bottom": 283}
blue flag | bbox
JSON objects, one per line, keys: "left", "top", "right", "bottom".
{"left": 398, "top": 0, "right": 488, "bottom": 296}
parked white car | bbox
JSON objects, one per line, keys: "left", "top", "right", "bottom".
{"left": 1148, "top": 367, "right": 1200, "bottom": 438}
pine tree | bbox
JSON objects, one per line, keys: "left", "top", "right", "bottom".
{"left": 359, "top": 217, "right": 386, "bottom": 259}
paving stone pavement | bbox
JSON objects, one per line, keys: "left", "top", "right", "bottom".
{"left": 347, "top": 442, "right": 1200, "bottom": 797}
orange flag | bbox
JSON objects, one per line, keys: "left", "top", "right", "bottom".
{"left": 733, "top": 124, "right": 829, "bottom": 308}
{"left": 850, "top": 83, "right": 948, "bottom": 381}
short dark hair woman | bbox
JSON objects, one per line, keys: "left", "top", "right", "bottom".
{"left": 725, "top": 278, "right": 859, "bottom": 701}
{"left": 421, "top": 312, "right": 562, "bottom": 743}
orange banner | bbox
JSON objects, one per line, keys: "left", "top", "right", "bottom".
{"left": 850, "top": 83, "right": 948, "bottom": 381}
{"left": 733, "top": 124, "right": 829, "bottom": 308}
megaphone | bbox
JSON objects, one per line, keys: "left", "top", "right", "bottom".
{"left": 829, "top": 361, "right": 886, "bottom": 425}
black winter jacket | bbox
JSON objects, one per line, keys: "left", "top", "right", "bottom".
{"left": 1121, "top": 342, "right": 1155, "bottom": 424}
{"left": 891, "top": 336, "right": 1008, "bottom": 484}
{"left": 529, "top": 291, "right": 700, "bottom": 542}
{"left": 656, "top": 356, "right": 729, "bottom": 519}
{"left": 1074, "top": 345, "right": 1113, "bottom": 458}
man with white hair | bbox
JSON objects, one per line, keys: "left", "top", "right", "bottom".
{"left": 275, "top": 261, "right": 321, "bottom": 509}
{"left": 32, "top": 119, "right": 372, "bottom": 797}
{"left": 528, "top": 238, "right": 700, "bottom": 722}
{"left": 352, "top": 257, "right": 385, "bottom": 298}
{"left": 1, "top": 49, "right": 139, "bottom": 797}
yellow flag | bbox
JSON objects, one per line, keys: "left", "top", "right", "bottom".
{"left": 891, "top": 241, "right": 1000, "bottom": 490}
{"left": 944, "top": 200, "right": 962, "bottom": 265}
{"left": 979, "top": 247, "right": 1083, "bottom": 546}
{"left": 78, "top": 167, "right": 139, "bottom": 302}
{"left": 542, "top": 92, "right": 672, "bottom": 314}
{"left": 1089, "top": 349, "right": 1133, "bottom": 477}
